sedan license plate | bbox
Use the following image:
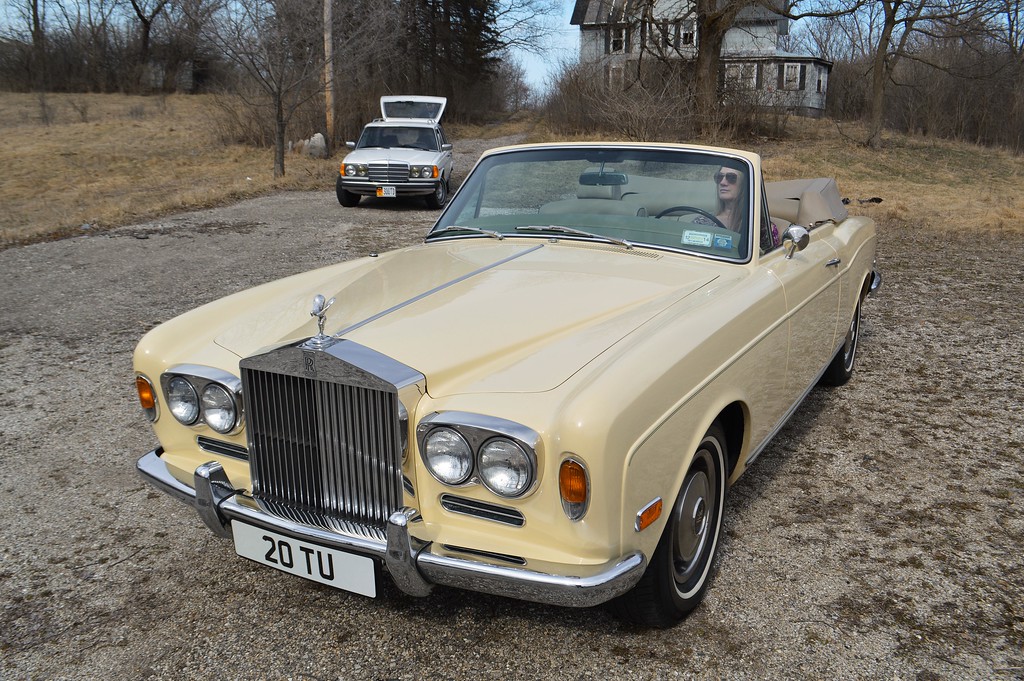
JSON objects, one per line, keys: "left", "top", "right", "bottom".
{"left": 233, "top": 521, "right": 377, "bottom": 597}
{"left": 376, "top": 185, "right": 397, "bottom": 198}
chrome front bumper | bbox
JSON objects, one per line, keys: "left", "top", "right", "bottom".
{"left": 340, "top": 179, "right": 438, "bottom": 197}
{"left": 137, "top": 448, "right": 646, "bottom": 608}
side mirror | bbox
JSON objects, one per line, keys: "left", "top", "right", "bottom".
{"left": 345, "top": 141, "right": 356, "bottom": 149}
{"left": 441, "top": 143, "right": 453, "bottom": 152}
{"left": 783, "top": 226, "right": 810, "bottom": 259}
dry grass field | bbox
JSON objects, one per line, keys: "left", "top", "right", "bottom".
{"left": 1, "top": 91, "right": 1022, "bottom": 250}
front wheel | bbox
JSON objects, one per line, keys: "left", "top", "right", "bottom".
{"left": 612, "top": 423, "right": 727, "bottom": 628}
{"left": 425, "top": 177, "right": 448, "bottom": 209}
{"left": 821, "top": 298, "right": 861, "bottom": 386}
{"left": 336, "top": 176, "right": 360, "bottom": 207}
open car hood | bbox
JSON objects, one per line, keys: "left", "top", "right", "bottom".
{"left": 380, "top": 95, "right": 447, "bottom": 122}
{"left": 215, "top": 241, "right": 717, "bottom": 395}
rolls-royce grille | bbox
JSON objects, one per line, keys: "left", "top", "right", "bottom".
{"left": 241, "top": 365, "right": 404, "bottom": 539}
{"left": 368, "top": 162, "right": 409, "bottom": 184}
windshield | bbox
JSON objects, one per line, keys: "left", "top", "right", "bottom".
{"left": 429, "top": 146, "right": 753, "bottom": 261}
{"left": 357, "top": 126, "right": 437, "bottom": 151}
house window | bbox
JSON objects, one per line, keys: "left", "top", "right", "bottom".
{"left": 784, "top": 63, "right": 800, "bottom": 89}
{"left": 682, "top": 22, "right": 694, "bottom": 46}
{"left": 607, "top": 25, "right": 631, "bottom": 54}
{"left": 778, "top": 63, "right": 807, "bottom": 91}
{"left": 817, "top": 69, "right": 827, "bottom": 93}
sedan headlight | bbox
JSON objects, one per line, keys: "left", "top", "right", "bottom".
{"left": 201, "top": 383, "right": 237, "bottom": 434}
{"left": 410, "top": 165, "right": 437, "bottom": 179}
{"left": 167, "top": 376, "right": 199, "bottom": 425}
{"left": 417, "top": 412, "right": 539, "bottom": 499}
{"left": 479, "top": 438, "right": 534, "bottom": 498}
{"left": 160, "top": 366, "right": 243, "bottom": 434}
{"left": 344, "top": 164, "right": 368, "bottom": 177}
{"left": 423, "top": 427, "right": 473, "bottom": 484}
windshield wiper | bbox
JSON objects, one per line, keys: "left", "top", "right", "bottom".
{"left": 430, "top": 226, "right": 505, "bottom": 240}
{"left": 515, "top": 225, "right": 633, "bottom": 250}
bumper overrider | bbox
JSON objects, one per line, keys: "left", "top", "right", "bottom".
{"left": 137, "top": 448, "right": 646, "bottom": 607}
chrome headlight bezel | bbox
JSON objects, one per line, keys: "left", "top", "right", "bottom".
{"left": 160, "top": 365, "right": 244, "bottom": 435}
{"left": 416, "top": 412, "right": 540, "bottom": 499}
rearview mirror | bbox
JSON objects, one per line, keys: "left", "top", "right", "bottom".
{"left": 579, "top": 171, "right": 628, "bottom": 186}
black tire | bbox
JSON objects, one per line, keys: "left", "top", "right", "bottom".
{"left": 820, "top": 298, "right": 861, "bottom": 386}
{"left": 425, "top": 177, "right": 448, "bottom": 209}
{"left": 336, "top": 176, "right": 360, "bottom": 207}
{"left": 612, "top": 423, "right": 728, "bottom": 628}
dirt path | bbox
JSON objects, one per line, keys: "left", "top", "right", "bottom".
{"left": 1, "top": 145, "right": 1022, "bottom": 678}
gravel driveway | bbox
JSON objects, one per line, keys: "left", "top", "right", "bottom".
{"left": 1, "top": 138, "right": 1022, "bottom": 679}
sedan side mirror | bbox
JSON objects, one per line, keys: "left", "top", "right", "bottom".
{"left": 441, "top": 143, "right": 453, "bottom": 152}
{"left": 783, "top": 226, "right": 810, "bottom": 259}
{"left": 346, "top": 141, "right": 356, "bottom": 149}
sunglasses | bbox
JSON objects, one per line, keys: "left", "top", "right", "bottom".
{"left": 714, "top": 172, "right": 740, "bottom": 185}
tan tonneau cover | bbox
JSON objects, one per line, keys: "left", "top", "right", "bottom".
{"left": 766, "top": 178, "right": 848, "bottom": 227}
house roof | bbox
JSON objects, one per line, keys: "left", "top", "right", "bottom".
{"left": 571, "top": 0, "right": 786, "bottom": 25}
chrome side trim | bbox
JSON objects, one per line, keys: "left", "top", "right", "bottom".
{"left": 137, "top": 449, "right": 646, "bottom": 608}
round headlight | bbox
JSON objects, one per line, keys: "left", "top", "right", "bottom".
{"left": 424, "top": 427, "right": 473, "bottom": 485}
{"left": 167, "top": 376, "right": 199, "bottom": 425}
{"left": 479, "top": 438, "right": 534, "bottom": 497}
{"left": 345, "top": 165, "right": 357, "bottom": 176}
{"left": 201, "top": 383, "right": 236, "bottom": 434}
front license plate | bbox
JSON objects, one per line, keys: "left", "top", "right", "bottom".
{"left": 376, "top": 185, "right": 397, "bottom": 198}
{"left": 233, "top": 521, "right": 377, "bottom": 597}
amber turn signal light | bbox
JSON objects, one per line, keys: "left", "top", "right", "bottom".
{"left": 136, "top": 374, "right": 158, "bottom": 422}
{"left": 636, "top": 498, "right": 663, "bottom": 532}
{"left": 559, "top": 459, "right": 588, "bottom": 504}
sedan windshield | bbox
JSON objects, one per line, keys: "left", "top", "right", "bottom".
{"left": 357, "top": 125, "right": 437, "bottom": 151}
{"left": 429, "top": 146, "right": 753, "bottom": 261}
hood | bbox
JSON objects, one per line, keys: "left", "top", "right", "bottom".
{"left": 215, "top": 241, "right": 718, "bottom": 395}
{"left": 342, "top": 147, "right": 441, "bottom": 165}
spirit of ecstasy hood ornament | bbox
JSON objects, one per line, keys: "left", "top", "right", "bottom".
{"left": 305, "top": 293, "right": 336, "bottom": 349}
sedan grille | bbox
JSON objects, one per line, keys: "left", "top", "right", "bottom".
{"left": 368, "top": 162, "right": 409, "bottom": 184}
{"left": 240, "top": 341, "right": 422, "bottom": 540}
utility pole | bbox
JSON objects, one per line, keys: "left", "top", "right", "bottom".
{"left": 324, "top": 0, "right": 335, "bottom": 149}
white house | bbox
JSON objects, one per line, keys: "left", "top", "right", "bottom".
{"left": 569, "top": 0, "right": 831, "bottom": 117}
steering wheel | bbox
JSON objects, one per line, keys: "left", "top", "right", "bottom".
{"left": 654, "top": 205, "right": 727, "bottom": 230}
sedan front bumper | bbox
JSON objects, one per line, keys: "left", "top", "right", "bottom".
{"left": 340, "top": 178, "right": 439, "bottom": 197}
{"left": 137, "top": 448, "right": 646, "bottom": 608}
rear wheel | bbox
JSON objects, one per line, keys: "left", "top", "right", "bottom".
{"left": 612, "top": 423, "right": 727, "bottom": 628}
{"left": 821, "top": 298, "right": 861, "bottom": 386}
{"left": 336, "top": 176, "right": 360, "bottom": 207}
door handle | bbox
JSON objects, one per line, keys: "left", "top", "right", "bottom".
{"left": 826, "top": 258, "right": 841, "bottom": 268}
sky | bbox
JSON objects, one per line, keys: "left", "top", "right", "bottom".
{"left": 509, "top": 0, "right": 580, "bottom": 93}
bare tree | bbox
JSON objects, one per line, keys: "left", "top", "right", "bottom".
{"left": 201, "top": 0, "right": 325, "bottom": 177}
{"left": 127, "top": 0, "right": 170, "bottom": 89}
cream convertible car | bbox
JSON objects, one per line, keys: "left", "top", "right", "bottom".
{"left": 135, "top": 143, "right": 879, "bottom": 627}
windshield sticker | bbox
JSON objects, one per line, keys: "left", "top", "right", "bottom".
{"left": 713, "top": 234, "right": 734, "bottom": 250}
{"left": 682, "top": 231, "right": 713, "bottom": 247}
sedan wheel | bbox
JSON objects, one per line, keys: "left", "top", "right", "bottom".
{"left": 821, "top": 298, "right": 861, "bottom": 386}
{"left": 425, "top": 177, "right": 448, "bottom": 209}
{"left": 336, "top": 176, "right": 360, "bottom": 207}
{"left": 612, "top": 423, "right": 727, "bottom": 628}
